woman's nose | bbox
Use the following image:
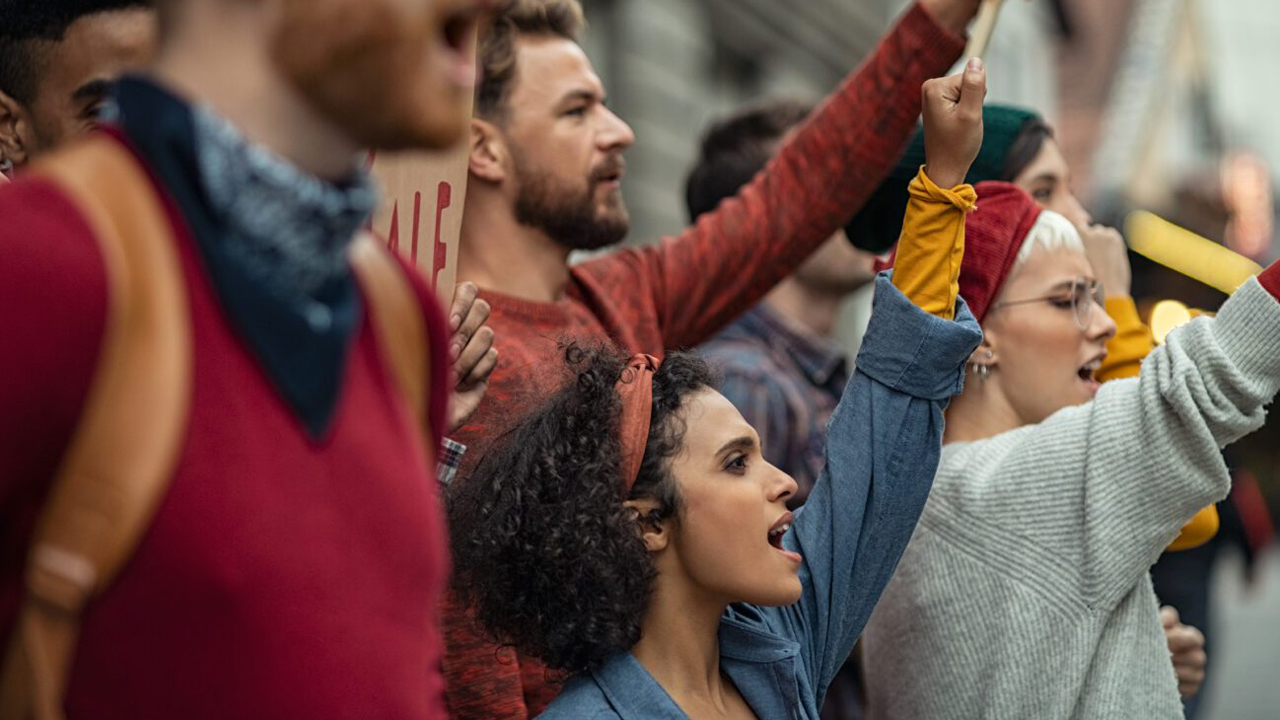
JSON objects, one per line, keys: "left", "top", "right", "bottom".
{"left": 770, "top": 467, "right": 799, "bottom": 504}
{"left": 1089, "top": 300, "right": 1118, "bottom": 342}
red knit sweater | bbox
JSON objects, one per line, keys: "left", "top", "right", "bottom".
{"left": 443, "top": 5, "right": 965, "bottom": 718}
{"left": 0, "top": 140, "right": 453, "bottom": 719}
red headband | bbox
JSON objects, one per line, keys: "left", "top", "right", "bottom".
{"left": 616, "top": 354, "right": 661, "bottom": 495}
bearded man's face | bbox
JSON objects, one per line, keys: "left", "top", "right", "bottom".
{"left": 500, "top": 35, "right": 633, "bottom": 250}
{"left": 269, "top": 0, "right": 487, "bottom": 150}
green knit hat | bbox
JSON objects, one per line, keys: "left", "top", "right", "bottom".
{"left": 846, "top": 105, "right": 1042, "bottom": 253}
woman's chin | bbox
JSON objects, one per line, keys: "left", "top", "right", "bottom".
{"left": 743, "top": 576, "right": 804, "bottom": 607}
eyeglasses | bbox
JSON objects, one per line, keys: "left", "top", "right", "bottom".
{"left": 992, "top": 277, "right": 1105, "bottom": 331}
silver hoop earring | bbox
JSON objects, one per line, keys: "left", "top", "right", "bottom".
{"left": 974, "top": 363, "right": 991, "bottom": 381}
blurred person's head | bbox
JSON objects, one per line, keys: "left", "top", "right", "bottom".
{"left": 467, "top": 0, "right": 634, "bottom": 251}
{"left": 685, "top": 99, "right": 877, "bottom": 302}
{"left": 449, "top": 344, "right": 804, "bottom": 675}
{"left": 999, "top": 114, "right": 1092, "bottom": 228}
{"left": 947, "top": 182, "right": 1116, "bottom": 436}
{"left": 0, "top": 0, "right": 157, "bottom": 169}
{"left": 847, "top": 105, "right": 1094, "bottom": 249}
{"left": 149, "top": 0, "right": 488, "bottom": 175}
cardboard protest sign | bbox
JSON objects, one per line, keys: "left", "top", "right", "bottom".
{"left": 369, "top": 138, "right": 471, "bottom": 305}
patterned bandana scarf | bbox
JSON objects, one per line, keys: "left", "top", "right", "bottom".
{"left": 191, "top": 106, "right": 378, "bottom": 296}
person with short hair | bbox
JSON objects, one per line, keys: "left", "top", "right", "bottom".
{"left": 689, "top": 99, "right": 878, "bottom": 508}
{"left": 448, "top": 61, "right": 989, "bottom": 720}
{"left": 0, "top": 0, "right": 494, "bottom": 717}
{"left": 443, "top": 0, "right": 989, "bottom": 715}
{"left": 850, "top": 105, "right": 1214, "bottom": 701}
{"left": 0, "top": 0, "right": 157, "bottom": 175}
{"left": 861, "top": 182, "right": 1280, "bottom": 719}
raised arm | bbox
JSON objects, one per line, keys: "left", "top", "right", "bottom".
{"left": 728, "top": 62, "right": 987, "bottom": 697}
{"left": 1083, "top": 223, "right": 1221, "bottom": 550}
{"left": 584, "top": 2, "right": 975, "bottom": 350}
{"left": 933, "top": 265, "right": 1280, "bottom": 611}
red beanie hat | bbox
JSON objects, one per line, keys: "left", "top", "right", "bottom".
{"left": 960, "top": 181, "right": 1044, "bottom": 323}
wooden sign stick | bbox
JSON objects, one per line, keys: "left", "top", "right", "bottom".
{"left": 965, "top": 0, "right": 1007, "bottom": 60}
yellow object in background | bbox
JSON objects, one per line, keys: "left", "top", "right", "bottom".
{"left": 1149, "top": 300, "right": 1193, "bottom": 345}
{"left": 1125, "top": 211, "right": 1263, "bottom": 294}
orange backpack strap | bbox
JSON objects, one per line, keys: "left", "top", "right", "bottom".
{"left": 350, "top": 234, "right": 430, "bottom": 431}
{"left": 0, "top": 136, "right": 192, "bottom": 720}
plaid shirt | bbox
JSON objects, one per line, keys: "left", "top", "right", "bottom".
{"left": 700, "top": 304, "right": 849, "bottom": 507}
{"left": 437, "top": 437, "right": 466, "bottom": 485}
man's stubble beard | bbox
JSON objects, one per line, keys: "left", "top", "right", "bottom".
{"left": 511, "top": 152, "right": 629, "bottom": 252}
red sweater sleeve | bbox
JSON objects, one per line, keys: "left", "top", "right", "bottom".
{"left": 0, "top": 178, "right": 108, "bottom": 647}
{"left": 578, "top": 2, "right": 964, "bottom": 350}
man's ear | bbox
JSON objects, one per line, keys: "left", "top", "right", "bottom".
{"left": 468, "top": 117, "right": 507, "bottom": 184}
{"left": 623, "top": 497, "right": 670, "bottom": 553}
{"left": 0, "top": 89, "right": 30, "bottom": 168}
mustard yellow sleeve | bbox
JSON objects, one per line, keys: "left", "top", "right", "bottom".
{"left": 891, "top": 167, "right": 977, "bottom": 320}
{"left": 1097, "top": 297, "right": 1219, "bottom": 550}
{"left": 1167, "top": 505, "right": 1220, "bottom": 551}
{"left": 1097, "top": 296, "right": 1155, "bottom": 382}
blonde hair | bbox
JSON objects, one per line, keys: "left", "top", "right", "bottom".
{"left": 1013, "top": 210, "right": 1084, "bottom": 269}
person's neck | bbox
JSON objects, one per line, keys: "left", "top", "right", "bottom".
{"left": 763, "top": 279, "right": 845, "bottom": 338}
{"left": 631, "top": 575, "right": 737, "bottom": 716}
{"left": 457, "top": 182, "right": 573, "bottom": 302}
{"left": 942, "top": 377, "right": 1026, "bottom": 444}
{"left": 149, "top": 31, "right": 359, "bottom": 182}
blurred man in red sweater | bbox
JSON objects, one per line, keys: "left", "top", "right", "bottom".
{"left": 444, "top": 0, "right": 989, "bottom": 717}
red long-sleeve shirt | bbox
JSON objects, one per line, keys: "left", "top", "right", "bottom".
{"left": 444, "top": 5, "right": 965, "bottom": 718}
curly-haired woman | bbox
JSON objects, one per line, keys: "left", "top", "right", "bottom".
{"left": 860, "top": 181, "right": 1280, "bottom": 720}
{"left": 447, "top": 61, "right": 988, "bottom": 720}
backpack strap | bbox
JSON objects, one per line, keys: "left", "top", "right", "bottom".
{"left": 350, "top": 234, "right": 430, "bottom": 431}
{"left": 0, "top": 136, "right": 192, "bottom": 720}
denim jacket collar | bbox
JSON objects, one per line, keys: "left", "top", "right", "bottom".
{"left": 589, "top": 614, "right": 802, "bottom": 720}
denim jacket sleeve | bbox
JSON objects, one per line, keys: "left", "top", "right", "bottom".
{"left": 729, "top": 272, "right": 981, "bottom": 701}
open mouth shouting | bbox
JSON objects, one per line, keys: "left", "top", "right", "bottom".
{"left": 1077, "top": 355, "right": 1103, "bottom": 396}
{"left": 768, "top": 511, "right": 803, "bottom": 564}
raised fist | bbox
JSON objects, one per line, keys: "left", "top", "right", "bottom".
{"left": 922, "top": 57, "right": 987, "bottom": 190}
{"left": 1078, "top": 224, "right": 1132, "bottom": 298}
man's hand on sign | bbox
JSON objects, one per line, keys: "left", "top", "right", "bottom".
{"left": 445, "top": 281, "right": 498, "bottom": 434}
{"left": 921, "top": 57, "right": 987, "bottom": 190}
{"left": 1078, "top": 224, "right": 1132, "bottom": 299}
{"left": 1161, "top": 606, "right": 1207, "bottom": 698}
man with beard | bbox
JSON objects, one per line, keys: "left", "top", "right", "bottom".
{"left": 0, "top": 0, "right": 494, "bottom": 717}
{"left": 445, "top": 0, "right": 988, "bottom": 718}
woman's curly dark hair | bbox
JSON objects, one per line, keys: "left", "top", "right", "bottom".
{"left": 447, "top": 343, "right": 718, "bottom": 675}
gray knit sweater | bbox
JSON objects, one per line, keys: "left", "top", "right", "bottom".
{"left": 862, "top": 279, "right": 1280, "bottom": 720}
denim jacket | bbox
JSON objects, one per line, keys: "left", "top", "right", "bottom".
{"left": 536, "top": 273, "right": 983, "bottom": 719}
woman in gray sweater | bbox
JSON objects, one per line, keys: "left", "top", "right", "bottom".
{"left": 862, "top": 181, "right": 1280, "bottom": 720}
